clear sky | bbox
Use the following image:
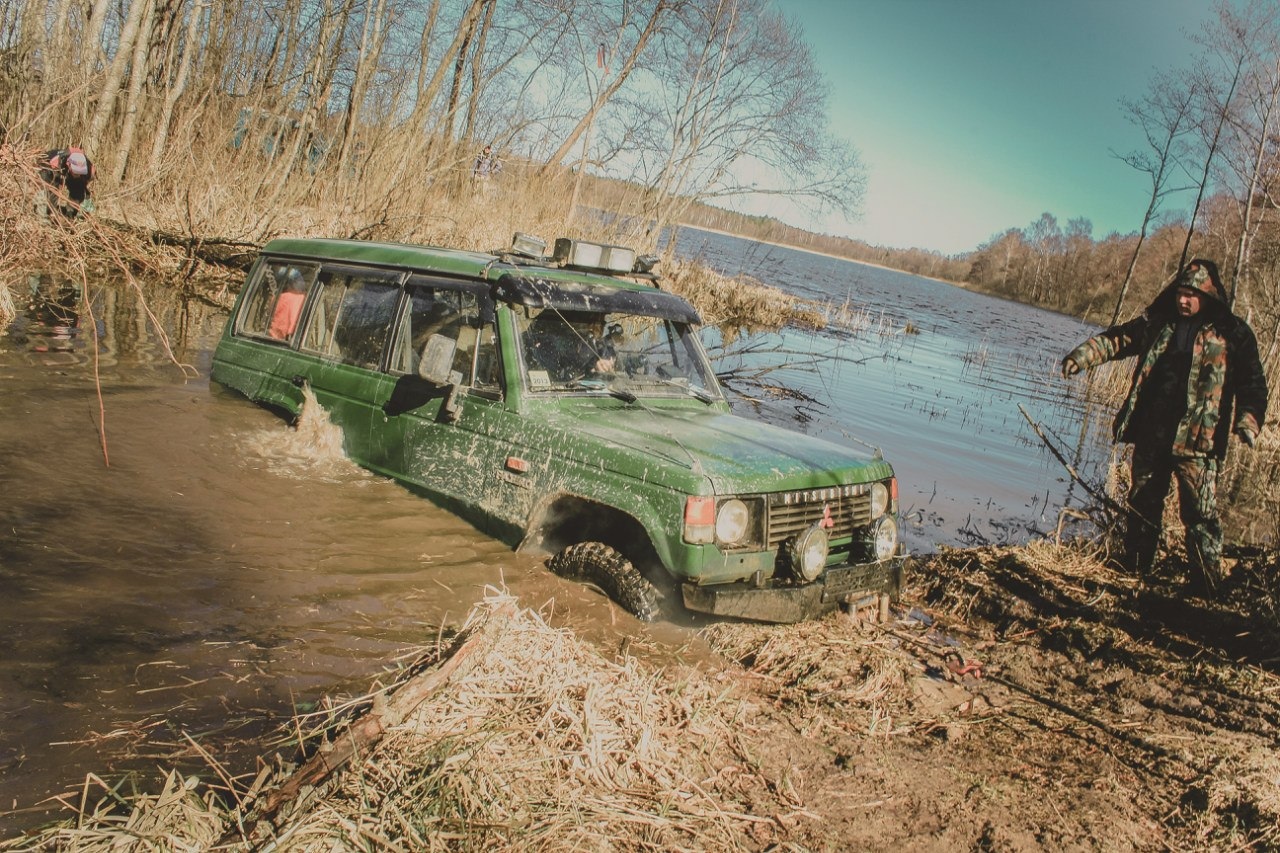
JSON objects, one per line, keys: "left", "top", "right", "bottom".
{"left": 771, "top": 0, "right": 1216, "bottom": 255}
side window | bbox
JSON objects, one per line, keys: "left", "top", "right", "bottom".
{"left": 391, "top": 283, "right": 498, "bottom": 391}
{"left": 235, "top": 261, "right": 316, "bottom": 341}
{"left": 299, "top": 267, "right": 399, "bottom": 368}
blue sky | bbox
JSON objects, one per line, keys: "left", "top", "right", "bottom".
{"left": 771, "top": 0, "right": 1216, "bottom": 255}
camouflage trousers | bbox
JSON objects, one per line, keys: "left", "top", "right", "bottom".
{"left": 1124, "top": 446, "right": 1222, "bottom": 591}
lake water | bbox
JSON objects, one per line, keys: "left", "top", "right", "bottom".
{"left": 0, "top": 236, "right": 1107, "bottom": 832}
{"left": 669, "top": 227, "right": 1109, "bottom": 548}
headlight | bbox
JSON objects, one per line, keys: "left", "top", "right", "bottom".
{"left": 872, "top": 515, "right": 898, "bottom": 560}
{"left": 870, "top": 481, "right": 890, "bottom": 518}
{"left": 786, "top": 523, "right": 830, "bottom": 582}
{"left": 715, "top": 499, "right": 750, "bottom": 545}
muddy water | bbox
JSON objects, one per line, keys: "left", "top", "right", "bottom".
{"left": 0, "top": 279, "right": 689, "bottom": 830}
{"left": 0, "top": 248, "right": 1104, "bottom": 832}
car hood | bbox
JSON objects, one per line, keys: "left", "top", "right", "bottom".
{"left": 536, "top": 402, "right": 893, "bottom": 494}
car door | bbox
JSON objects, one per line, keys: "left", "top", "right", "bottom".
{"left": 216, "top": 258, "right": 321, "bottom": 410}
{"left": 374, "top": 276, "right": 520, "bottom": 533}
{"left": 295, "top": 263, "right": 403, "bottom": 464}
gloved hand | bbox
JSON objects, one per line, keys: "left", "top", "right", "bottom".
{"left": 1060, "top": 355, "right": 1081, "bottom": 378}
{"left": 1236, "top": 426, "right": 1257, "bottom": 448}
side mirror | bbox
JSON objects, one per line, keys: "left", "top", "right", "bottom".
{"left": 418, "top": 334, "right": 457, "bottom": 385}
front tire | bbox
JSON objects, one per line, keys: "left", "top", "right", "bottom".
{"left": 548, "top": 541, "right": 661, "bottom": 622}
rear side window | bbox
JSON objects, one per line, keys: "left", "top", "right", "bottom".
{"left": 300, "top": 267, "right": 401, "bottom": 368}
{"left": 235, "top": 261, "right": 317, "bottom": 341}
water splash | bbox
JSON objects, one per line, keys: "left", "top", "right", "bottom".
{"left": 242, "top": 385, "right": 365, "bottom": 483}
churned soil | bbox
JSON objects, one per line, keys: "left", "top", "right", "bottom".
{"left": 6, "top": 541, "right": 1278, "bottom": 851}
{"left": 705, "top": 540, "right": 1280, "bottom": 851}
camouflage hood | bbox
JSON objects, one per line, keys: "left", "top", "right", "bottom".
{"left": 1147, "top": 258, "right": 1228, "bottom": 320}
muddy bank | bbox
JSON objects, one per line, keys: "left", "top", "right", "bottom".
{"left": 6, "top": 542, "right": 1278, "bottom": 851}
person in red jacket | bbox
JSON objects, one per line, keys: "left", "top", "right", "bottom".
{"left": 269, "top": 268, "right": 307, "bottom": 339}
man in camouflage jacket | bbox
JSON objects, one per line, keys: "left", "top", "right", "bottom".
{"left": 1061, "top": 259, "right": 1268, "bottom": 594}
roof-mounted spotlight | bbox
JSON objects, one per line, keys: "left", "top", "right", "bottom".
{"left": 510, "top": 232, "right": 547, "bottom": 259}
{"left": 633, "top": 254, "right": 660, "bottom": 275}
{"left": 600, "top": 245, "right": 636, "bottom": 273}
{"left": 553, "top": 237, "right": 604, "bottom": 269}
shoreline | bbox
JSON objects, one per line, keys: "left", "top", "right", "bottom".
{"left": 675, "top": 222, "right": 966, "bottom": 287}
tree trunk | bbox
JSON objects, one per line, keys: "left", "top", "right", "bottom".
{"left": 80, "top": 0, "right": 114, "bottom": 75}
{"left": 85, "top": 0, "right": 152, "bottom": 155}
{"left": 442, "top": 11, "right": 478, "bottom": 143}
{"left": 397, "top": 0, "right": 487, "bottom": 179}
{"left": 111, "top": 0, "right": 158, "bottom": 184}
{"left": 336, "top": 0, "right": 389, "bottom": 180}
{"left": 147, "top": 0, "right": 205, "bottom": 174}
{"left": 461, "top": 0, "right": 496, "bottom": 147}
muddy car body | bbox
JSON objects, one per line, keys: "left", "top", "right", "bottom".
{"left": 211, "top": 235, "right": 906, "bottom": 622}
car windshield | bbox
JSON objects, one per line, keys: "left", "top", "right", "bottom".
{"left": 517, "top": 307, "right": 721, "bottom": 399}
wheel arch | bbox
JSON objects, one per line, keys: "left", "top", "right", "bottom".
{"left": 518, "top": 492, "right": 665, "bottom": 572}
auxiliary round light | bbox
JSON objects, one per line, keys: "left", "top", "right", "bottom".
{"left": 870, "top": 482, "right": 890, "bottom": 518}
{"left": 715, "top": 499, "right": 750, "bottom": 545}
{"left": 872, "top": 515, "right": 899, "bottom": 561}
{"left": 792, "top": 524, "right": 830, "bottom": 582}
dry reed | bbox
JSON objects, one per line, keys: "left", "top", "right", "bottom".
{"left": 3, "top": 595, "right": 793, "bottom": 851}
{"left": 661, "top": 258, "right": 827, "bottom": 335}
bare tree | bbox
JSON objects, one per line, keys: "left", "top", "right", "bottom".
{"left": 85, "top": 0, "right": 153, "bottom": 155}
{"left": 335, "top": 0, "right": 391, "bottom": 179}
{"left": 541, "top": 0, "right": 672, "bottom": 174}
{"left": 110, "top": 0, "right": 159, "bottom": 183}
{"left": 146, "top": 0, "right": 207, "bottom": 174}
{"left": 616, "top": 0, "right": 864, "bottom": 243}
{"left": 1202, "top": 1, "right": 1280, "bottom": 307}
{"left": 1111, "top": 71, "right": 1199, "bottom": 324}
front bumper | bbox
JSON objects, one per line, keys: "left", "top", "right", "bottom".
{"left": 681, "top": 554, "right": 907, "bottom": 623}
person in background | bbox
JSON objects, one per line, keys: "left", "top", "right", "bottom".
{"left": 1060, "top": 259, "right": 1268, "bottom": 596}
{"left": 472, "top": 144, "right": 501, "bottom": 181}
{"left": 40, "top": 147, "right": 94, "bottom": 219}
{"left": 269, "top": 268, "right": 307, "bottom": 340}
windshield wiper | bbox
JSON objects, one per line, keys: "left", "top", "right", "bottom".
{"left": 608, "top": 386, "right": 638, "bottom": 404}
{"left": 653, "top": 377, "right": 714, "bottom": 404}
{"left": 686, "top": 384, "right": 715, "bottom": 404}
{"left": 558, "top": 378, "right": 637, "bottom": 403}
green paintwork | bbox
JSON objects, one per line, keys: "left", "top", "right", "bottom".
{"left": 211, "top": 237, "right": 905, "bottom": 621}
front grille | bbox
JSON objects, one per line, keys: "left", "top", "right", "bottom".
{"left": 766, "top": 484, "right": 873, "bottom": 547}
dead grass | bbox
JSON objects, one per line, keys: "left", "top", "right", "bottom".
{"left": 661, "top": 258, "right": 827, "bottom": 335}
{"left": 3, "top": 595, "right": 793, "bottom": 851}
{"left": 269, "top": 594, "right": 755, "bottom": 851}
{"left": 8, "top": 544, "right": 1280, "bottom": 850}
{"left": 701, "top": 616, "right": 920, "bottom": 739}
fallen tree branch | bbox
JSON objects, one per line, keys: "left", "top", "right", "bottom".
{"left": 224, "top": 599, "right": 518, "bottom": 848}
{"left": 101, "top": 218, "right": 262, "bottom": 270}
{"left": 1017, "top": 403, "right": 1150, "bottom": 536}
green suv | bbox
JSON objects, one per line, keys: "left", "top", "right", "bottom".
{"left": 211, "top": 234, "right": 905, "bottom": 622}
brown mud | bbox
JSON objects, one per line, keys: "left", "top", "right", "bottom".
{"left": 8, "top": 541, "right": 1278, "bottom": 851}
{"left": 712, "top": 541, "right": 1280, "bottom": 851}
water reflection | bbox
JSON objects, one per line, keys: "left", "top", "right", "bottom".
{"left": 9, "top": 277, "right": 83, "bottom": 354}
